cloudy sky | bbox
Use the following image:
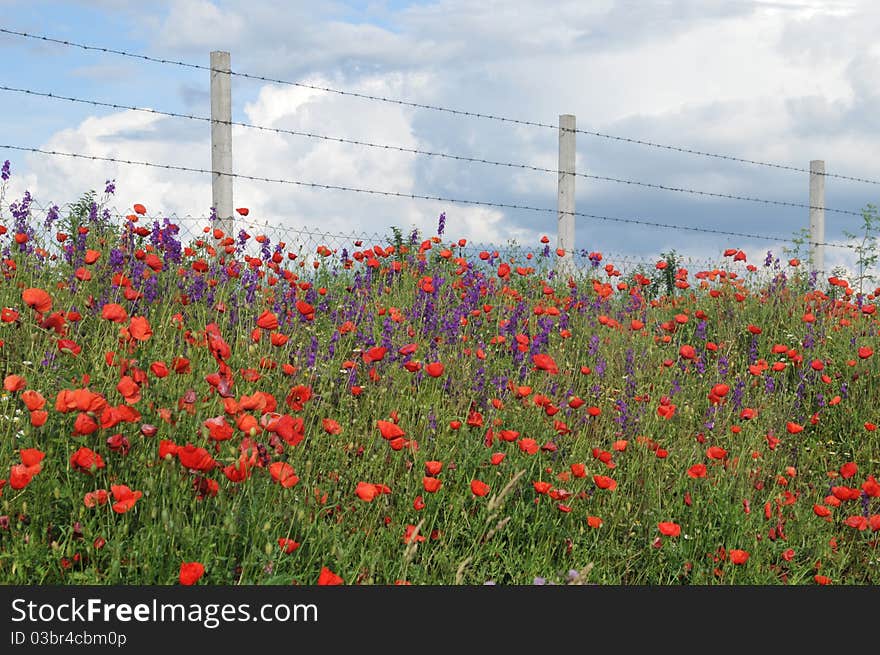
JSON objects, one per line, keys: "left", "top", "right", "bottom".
{"left": 1, "top": 0, "right": 878, "bottom": 271}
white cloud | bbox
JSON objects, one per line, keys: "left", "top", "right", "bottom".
{"left": 154, "top": 0, "right": 246, "bottom": 52}
{"left": 11, "top": 69, "right": 526, "bottom": 250}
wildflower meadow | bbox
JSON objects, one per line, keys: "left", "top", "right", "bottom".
{"left": 1, "top": 167, "right": 879, "bottom": 586}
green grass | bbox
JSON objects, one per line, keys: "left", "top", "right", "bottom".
{"left": 1, "top": 191, "right": 879, "bottom": 585}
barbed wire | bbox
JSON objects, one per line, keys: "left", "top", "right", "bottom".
{"left": 0, "top": 85, "right": 864, "bottom": 217}
{"left": 0, "top": 143, "right": 857, "bottom": 250}
{"left": 3, "top": 27, "right": 879, "bottom": 186}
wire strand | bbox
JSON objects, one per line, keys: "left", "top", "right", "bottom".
{"left": 0, "top": 142, "right": 855, "bottom": 249}
{"left": 3, "top": 27, "right": 879, "bottom": 186}
{"left": 0, "top": 85, "right": 864, "bottom": 217}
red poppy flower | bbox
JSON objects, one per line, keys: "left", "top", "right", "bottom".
{"left": 656, "top": 402, "right": 676, "bottom": 420}
{"left": 9, "top": 464, "right": 33, "bottom": 490}
{"left": 84, "top": 489, "right": 109, "bottom": 508}
{"left": 57, "top": 339, "right": 82, "bottom": 356}
{"left": 679, "top": 344, "right": 696, "bottom": 360}
{"left": 813, "top": 505, "right": 831, "bottom": 518}
{"left": 29, "top": 410, "right": 48, "bottom": 427}
{"left": 177, "top": 444, "right": 217, "bottom": 471}
{"left": 322, "top": 418, "right": 342, "bottom": 435}
{"left": 278, "top": 538, "right": 300, "bottom": 554}
{"left": 593, "top": 475, "right": 617, "bottom": 491}
{"left": 20, "top": 390, "right": 45, "bottom": 411}
{"left": 18, "top": 449, "right": 44, "bottom": 474}
{"left": 786, "top": 422, "right": 804, "bottom": 434}
{"left": 283, "top": 384, "right": 311, "bottom": 412}
{"left": 377, "top": 420, "right": 405, "bottom": 440}
{"left": 179, "top": 562, "right": 205, "bottom": 585}
{"left": 317, "top": 566, "right": 343, "bottom": 585}
{"left": 706, "top": 446, "right": 727, "bottom": 460}
{"left": 532, "top": 353, "right": 559, "bottom": 374}
{"left": 70, "top": 447, "right": 105, "bottom": 474}
{"left": 470, "top": 479, "right": 490, "bottom": 497}
{"left": 466, "top": 410, "right": 484, "bottom": 427}
{"left": 587, "top": 516, "right": 603, "bottom": 528}
{"left": 204, "top": 416, "right": 234, "bottom": 442}
{"left": 425, "top": 461, "right": 443, "bottom": 476}
{"left": 256, "top": 310, "right": 278, "bottom": 330}
{"left": 295, "top": 300, "right": 315, "bottom": 319}
{"left": 133, "top": 203, "right": 147, "bottom": 215}
{"left": 22, "top": 287, "right": 52, "bottom": 313}
{"left": 658, "top": 521, "right": 681, "bottom": 537}
{"left": 101, "top": 303, "right": 128, "bottom": 323}
{"left": 423, "top": 476, "right": 442, "bottom": 493}
{"left": 128, "top": 316, "right": 153, "bottom": 342}
{"left": 73, "top": 412, "right": 99, "bottom": 436}
{"left": 498, "top": 429, "right": 518, "bottom": 442}
{"left": 533, "top": 481, "right": 552, "bottom": 495}
{"left": 1, "top": 307, "right": 19, "bottom": 323}
{"left": 116, "top": 375, "right": 140, "bottom": 403}
{"left": 269, "top": 461, "right": 299, "bottom": 488}
{"left": 845, "top": 515, "right": 868, "bottom": 530}
{"left": 110, "top": 484, "right": 143, "bottom": 513}
{"left": 687, "top": 463, "right": 707, "bottom": 478}
{"left": 362, "top": 346, "right": 387, "bottom": 363}
{"left": 729, "top": 549, "right": 749, "bottom": 565}
{"left": 355, "top": 482, "right": 382, "bottom": 502}
{"left": 711, "top": 383, "right": 729, "bottom": 398}
{"left": 831, "top": 486, "right": 861, "bottom": 501}
{"left": 3, "top": 374, "right": 26, "bottom": 392}
{"left": 518, "top": 438, "right": 539, "bottom": 454}
{"left": 425, "top": 362, "right": 445, "bottom": 377}
{"left": 564, "top": 396, "right": 585, "bottom": 411}
{"left": 839, "top": 462, "right": 858, "bottom": 479}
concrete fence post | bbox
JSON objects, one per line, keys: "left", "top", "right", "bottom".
{"left": 211, "top": 50, "right": 233, "bottom": 235}
{"left": 809, "top": 159, "right": 825, "bottom": 278}
{"left": 556, "top": 114, "right": 576, "bottom": 279}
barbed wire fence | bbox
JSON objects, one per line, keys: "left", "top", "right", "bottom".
{"left": 0, "top": 26, "right": 876, "bottom": 282}
{"left": 0, "top": 193, "right": 794, "bottom": 286}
